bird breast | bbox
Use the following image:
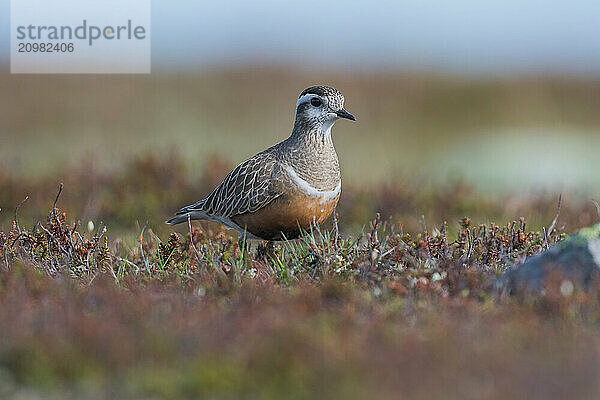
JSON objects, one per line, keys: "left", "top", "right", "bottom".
{"left": 284, "top": 165, "right": 341, "bottom": 202}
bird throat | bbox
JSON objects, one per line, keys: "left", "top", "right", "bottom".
{"left": 287, "top": 122, "right": 340, "bottom": 192}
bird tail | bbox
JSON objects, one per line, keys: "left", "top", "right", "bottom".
{"left": 165, "top": 214, "right": 190, "bottom": 225}
{"left": 165, "top": 209, "right": 212, "bottom": 225}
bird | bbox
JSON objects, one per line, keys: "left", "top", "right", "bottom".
{"left": 166, "top": 85, "right": 355, "bottom": 241}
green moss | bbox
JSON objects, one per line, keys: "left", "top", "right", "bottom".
{"left": 557, "top": 223, "right": 600, "bottom": 250}
{"left": 577, "top": 224, "right": 600, "bottom": 241}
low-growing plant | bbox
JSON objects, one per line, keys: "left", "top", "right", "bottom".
{"left": 1, "top": 186, "right": 567, "bottom": 301}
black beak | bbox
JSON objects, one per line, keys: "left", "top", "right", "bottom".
{"left": 336, "top": 108, "right": 356, "bottom": 121}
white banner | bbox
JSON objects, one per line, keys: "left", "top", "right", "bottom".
{"left": 11, "top": 0, "right": 151, "bottom": 74}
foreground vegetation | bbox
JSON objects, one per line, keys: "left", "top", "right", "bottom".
{"left": 1, "top": 155, "right": 600, "bottom": 399}
{"left": 2, "top": 263, "right": 600, "bottom": 400}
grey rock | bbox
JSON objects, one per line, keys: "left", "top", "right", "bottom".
{"left": 499, "top": 224, "right": 600, "bottom": 294}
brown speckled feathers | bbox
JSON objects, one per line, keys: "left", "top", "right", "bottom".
{"left": 176, "top": 149, "right": 282, "bottom": 217}
{"left": 166, "top": 85, "right": 355, "bottom": 240}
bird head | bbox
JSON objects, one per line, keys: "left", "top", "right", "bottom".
{"left": 294, "top": 85, "right": 355, "bottom": 135}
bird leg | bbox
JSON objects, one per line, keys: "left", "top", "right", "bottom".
{"left": 255, "top": 240, "right": 276, "bottom": 262}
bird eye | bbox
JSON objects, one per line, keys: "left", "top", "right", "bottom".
{"left": 310, "top": 97, "right": 322, "bottom": 107}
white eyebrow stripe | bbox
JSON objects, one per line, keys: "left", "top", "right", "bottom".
{"left": 296, "top": 93, "right": 318, "bottom": 107}
{"left": 285, "top": 165, "right": 341, "bottom": 204}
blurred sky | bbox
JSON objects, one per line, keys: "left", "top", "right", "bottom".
{"left": 1, "top": 0, "right": 600, "bottom": 75}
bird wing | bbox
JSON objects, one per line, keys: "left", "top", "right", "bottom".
{"left": 178, "top": 151, "right": 283, "bottom": 218}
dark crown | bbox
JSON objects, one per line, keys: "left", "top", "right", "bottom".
{"left": 299, "top": 85, "right": 342, "bottom": 99}
{"left": 298, "top": 85, "right": 345, "bottom": 111}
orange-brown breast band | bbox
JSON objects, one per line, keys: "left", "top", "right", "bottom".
{"left": 231, "top": 192, "right": 340, "bottom": 240}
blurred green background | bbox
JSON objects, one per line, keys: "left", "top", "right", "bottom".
{"left": 1, "top": 70, "right": 599, "bottom": 191}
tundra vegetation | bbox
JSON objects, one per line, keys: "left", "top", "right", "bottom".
{"left": 1, "top": 154, "right": 600, "bottom": 400}
{"left": 1, "top": 72, "right": 600, "bottom": 399}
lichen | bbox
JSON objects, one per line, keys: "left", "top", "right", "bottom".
{"left": 578, "top": 224, "right": 600, "bottom": 241}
